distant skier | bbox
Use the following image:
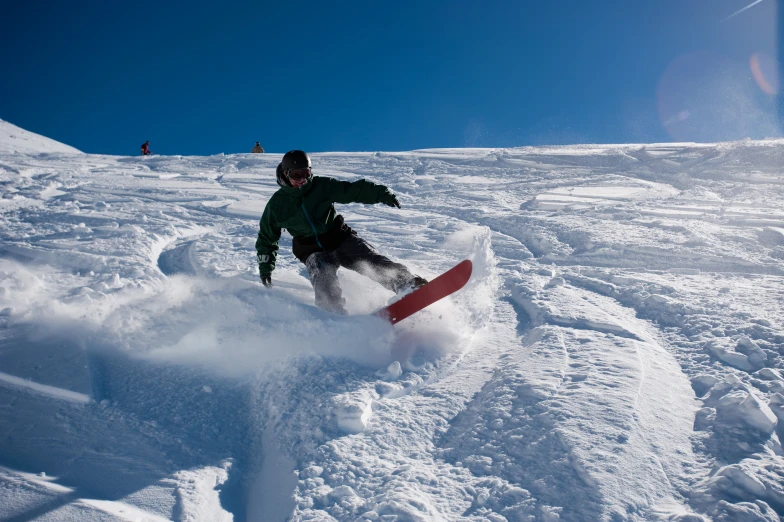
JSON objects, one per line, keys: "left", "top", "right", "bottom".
{"left": 256, "top": 150, "right": 427, "bottom": 314}
{"left": 141, "top": 141, "right": 152, "bottom": 156}
{"left": 251, "top": 142, "right": 264, "bottom": 153}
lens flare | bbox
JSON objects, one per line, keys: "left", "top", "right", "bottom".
{"left": 750, "top": 52, "right": 779, "bottom": 94}
{"left": 662, "top": 110, "right": 690, "bottom": 128}
{"left": 656, "top": 51, "right": 780, "bottom": 141}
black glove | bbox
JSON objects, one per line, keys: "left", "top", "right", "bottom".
{"left": 260, "top": 273, "right": 272, "bottom": 288}
{"left": 384, "top": 193, "right": 401, "bottom": 208}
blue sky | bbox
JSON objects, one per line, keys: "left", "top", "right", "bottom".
{"left": 1, "top": 1, "right": 781, "bottom": 155}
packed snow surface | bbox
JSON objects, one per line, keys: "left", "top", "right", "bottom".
{"left": 0, "top": 119, "right": 81, "bottom": 155}
{"left": 0, "top": 127, "right": 783, "bottom": 521}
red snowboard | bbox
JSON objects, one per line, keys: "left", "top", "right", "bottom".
{"left": 376, "top": 260, "right": 473, "bottom": 324}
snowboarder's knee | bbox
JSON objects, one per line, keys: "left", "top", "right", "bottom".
{"left": 305, "top": 252, "right": 338, "bottom": 273}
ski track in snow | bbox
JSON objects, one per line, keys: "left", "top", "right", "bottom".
{"left": 0, "top": 131, "right": 783, "bottom": 521}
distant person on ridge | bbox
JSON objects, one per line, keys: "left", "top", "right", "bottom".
{"left": 141, "top": 141, "right": 151, "bottom": 156}
{"left": 256, "top": 150, "right": 427, "bottom": 314}
{"left": 251, "top": 142, "right": 264, "bottom": 153}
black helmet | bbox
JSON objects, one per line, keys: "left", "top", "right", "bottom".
{"left": 281, "top": 150, "right": 311, "bottom": 172}
{"left": 280, "top": 150, "right": 312, "bottom": 187}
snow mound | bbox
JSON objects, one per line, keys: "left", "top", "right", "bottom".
{"left": 0, "top": 119, "right": 81, "bottom": 154}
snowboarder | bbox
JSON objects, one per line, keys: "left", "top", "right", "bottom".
{"left": 251, "top": 142, "right": 264, "bottom": 153}
{"left": 256, "top": 150, "right": 427, "bottom": 314}
{"left": 141, "top": 141, "right": 151, "bottom": 156}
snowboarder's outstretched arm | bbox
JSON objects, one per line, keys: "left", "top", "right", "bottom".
{"left": 256, "top": 203, "right": 281, "bottom": 285}
{"left": 324, "top": 177, "right": 400, "bottom": 208}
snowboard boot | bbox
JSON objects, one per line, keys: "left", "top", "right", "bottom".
{"left": 411, "top": 276, "right": 428, "bottom": 289}
{"left": 395, "top": 275, "right": 429, "bottom": 296}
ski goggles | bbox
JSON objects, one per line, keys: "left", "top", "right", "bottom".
{"left": 286, "top": 168, "right": 311, "bottom": 183}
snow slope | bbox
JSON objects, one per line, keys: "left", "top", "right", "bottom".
{"left": 0, "top": 119, "right": 81, "bottom": 155}
{"left": 0, "top": 130, "right": 783, "bottom": 521}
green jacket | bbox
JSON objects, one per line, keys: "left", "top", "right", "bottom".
{"left": 256, "top": 176, "right": 397, "bottom": 275}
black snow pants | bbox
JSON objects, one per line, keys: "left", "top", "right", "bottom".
{"left": 304, "top": 235, "right": 416, "bottom": 314}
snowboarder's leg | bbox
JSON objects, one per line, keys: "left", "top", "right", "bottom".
{"left": 335, "top": 235, "right": 426, "bottom": 293}
{"left": 305, "top": 251, "right": 346, "bottom": 314}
